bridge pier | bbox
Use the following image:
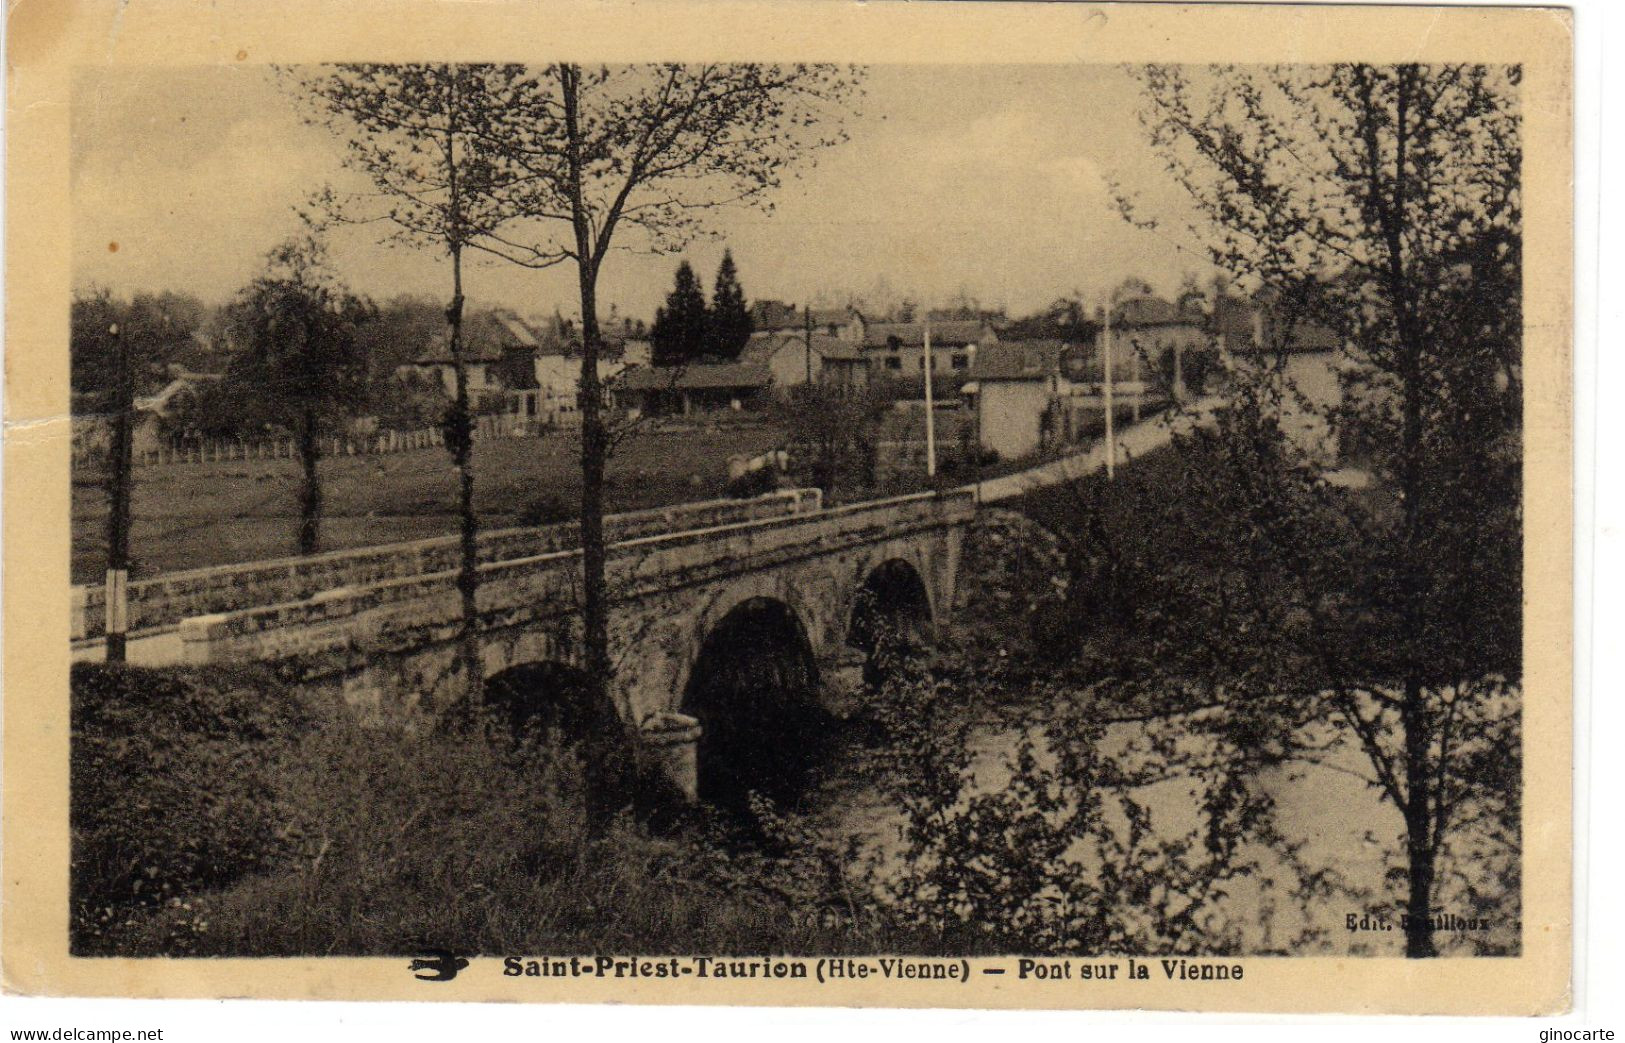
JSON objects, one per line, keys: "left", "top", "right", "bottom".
{"left": 109, "top": 489, "right": 975, "bottom": 812}
{"left": 640, "top": 711, "right": 704, "bottom": 802}
{"left": 816, "top": 648, "right": 869, "bottom": 719}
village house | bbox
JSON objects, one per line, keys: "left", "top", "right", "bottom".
{"left": 1208, "top": 293, "right": 1259, "bottom": 355}
{"left": 505, "top": 314, "right": 646, "bottom": 428}
{"left": 1092, "top": 293, "right": 1210, "bottom": 401}
{"left": 739, "top": 330, "right": 869, "bottom": 389}
{"left": 619, "top": 324, "right": 868, "bottom": 417}
{"left": 806, "top": 306, "right": 866, "bottom": 343}
{"left": 1219, "top": 290, "right": 1347, "bottom": 462}
{"left": 862, "top": 319, "right": 998, "bottom": 377}
{"left": 969, "top": 340, "right": 1072, "bottom": 460}
{"left": 617, "top": 362, "right": 773, "bottom": 417}
{"left": 747, "top": 299, "right": 803, "bottom": 334}
{"left": 70, "top": 367, "right": 226, "bottom": 462}
{"left": 748, "top": 300, "right": 866, "bottom": 344}
{"left": 398, "top": 308, "right": 537, "bottom": 403}
{"left": 397, "top": 308, "right": 650, "bottom": 431}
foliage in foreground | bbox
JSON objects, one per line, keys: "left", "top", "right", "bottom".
{"left": 859, "top": 591, "right": 1519, "bottom": 957}
{"left": 69, "top": 663, "right": 927, "bottom": 957}
{"left": 948, "top": 419, "right": 1523, "bottom": 955}
{"left": 853, "top": 640, "right": 1299, "bottom": 956}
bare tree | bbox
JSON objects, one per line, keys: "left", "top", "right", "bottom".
{"left": 476, "top": 63, "right": 864, "bottom": 726}
{"left": 1125, "top": 63, "right": 1522, "bottom": 957}
{"left": 292, "top": 64, "right": 538, "bottom": 704}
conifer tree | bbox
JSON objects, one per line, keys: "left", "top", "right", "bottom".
{"left": 650, "top": 260, "right": 709, "bottom": 366}
{"left": 708, "top": 249, "right": 752, "bottom": 359}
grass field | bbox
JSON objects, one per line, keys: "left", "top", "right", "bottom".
{"left": 71, "top": 424, "right": 783, "bottom": 583}
{"left": 71, "top": 405, "right": 1108, "bottom": 584}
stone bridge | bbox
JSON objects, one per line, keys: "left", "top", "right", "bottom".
{"left": 73, "top": 488, "right": 976, "bottom": 800}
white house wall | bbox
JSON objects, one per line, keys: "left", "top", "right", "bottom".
{"left": 978, "top": 380, "right": 1052, "bottom": 460}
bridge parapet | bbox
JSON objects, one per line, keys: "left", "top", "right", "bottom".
{"left": 176, "top": 488, "right": 973, "bottom": 680}
{"left": 73, "top": 489, "right": 820, "bottom": 644}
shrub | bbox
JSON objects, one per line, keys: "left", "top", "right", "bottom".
{"left": 864, "top": 654, "right": 1291, "bottom": 956}
{"left": 72, "top": 660, "right": 593, "bottom": 957}
{"left": 130, "top": 711, "right": 590, "bottom": 957}
{"left": 517, "top": 491, "right": 576, "bottom": 528}
{"left": 723, "top": 465, "right": 778, "bottom": 499}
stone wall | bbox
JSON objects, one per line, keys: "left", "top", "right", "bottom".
{"left": 73, "top": 489, "right": 820, "bottom": 642}
{"left": 177, "top": 489, "right": 972, "bottom": 727}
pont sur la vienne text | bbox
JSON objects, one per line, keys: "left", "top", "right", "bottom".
{"left": 502, "top": 956, "right": 1245, "bottom": 984}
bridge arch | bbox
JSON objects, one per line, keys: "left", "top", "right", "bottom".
{"left": 482, "top": 660, "right": 620, "bottom": 743}
{"left": 680, "top": 595, "right": 830, "bottom": 809}
{"left": 847, "top": 556, "right": 933, "bottom": 683}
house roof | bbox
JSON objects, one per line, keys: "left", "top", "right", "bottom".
{"left": 1208, "top": 295, "right": 1256, "bottom": 338}
{"left": 619, "top": 363, "right": 772, "bottom": 392}
{"left": 544, "top": 333, "right": 628, "bottom": 359}
{"left": 413, "top": 309, "right": 540, "bottom": 365}
{"left": 135, "top": 372, "right": 222, "bottom": 414}
{"left": 819, "top": 339, "right": 866, "bottom": 362}
{"left": 1277, "top": 322, "right": 1341, "bottom": 352}
{"left": 971, "top": 340, "right": 1067, "bottom": 381}
{"left": 1231, "top": 285, "right": 1348, "bottom": 353}
{"left": 739, "top": 331, "right": 864, "bottom": 366}
{"left": 492, "top": 312, "right": 540, "bottom": 348}
{"left": 863, "top": 320, "right": 992, "bottom": 349}
{"left": 1229, "top": 292, "right": 1343, "bottom": 354}
{"left": 749, "top": 299, "right": 802, "bottom": 331}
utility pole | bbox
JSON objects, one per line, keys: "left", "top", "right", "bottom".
{"left": 922, "top": 318, "right": 936, "bottom": 479}
{"left": 804, "top": 303, "right": 814, "bottom": 386}
{"left": 104, "top": 320, "right": 133, "bottom": 662}
{"left": 1131, "top": 338, "right": 1141, "bottom": 423}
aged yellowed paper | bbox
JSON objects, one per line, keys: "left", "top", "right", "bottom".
{"left": 4, "top": 0, "right": 1572, "bottom": 1013}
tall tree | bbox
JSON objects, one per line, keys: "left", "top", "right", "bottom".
{"left": 294, "top": 63, "right": 536, "bottom": 705}
{"left": 1124, "top": 63, "right": 1522, "bottom": 956}
{"left": 71, "top": 290, "right": 196, "bottom": 400}
{"left": 649, "top": 260, "right": 708, "bottom": 366}
{"left": 708, "top": 249, "right": 752, "bottom": 359}
{"left": 478, "top": 63, "right": 863, "bottom": 744}
{"left": 224, "top": 238, "right": 370, "bottom": 555}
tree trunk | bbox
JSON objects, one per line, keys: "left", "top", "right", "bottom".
{"left": 561, "top": 64, "right": 630, "bottom": 823}
{"left": 439, "top": 69, "right": 484, "bottom": 710}
{"left": 577, "top": 281, "right": 611, "bottom": 707}
{"left": 447, "top": 270, "right": 483, "bottom": 707}
{"left": 103, "top": 325, "right": 133, "bottom": 664}
{"left": 297, "top": 405, "right": 322, "bottom": 555}
{"left": 1374, "top": 67, "right": 1437, "bottom": 958}
{"left": 1402, "top": 678, "right": 1438, "bottom": 957}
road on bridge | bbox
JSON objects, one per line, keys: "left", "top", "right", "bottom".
{"left": 969, "top": 397, "right": 1221, "bottom": 504}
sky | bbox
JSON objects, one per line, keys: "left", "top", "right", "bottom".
{"left": 72, "top": 64, "right": 1215, "bottom": 323}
